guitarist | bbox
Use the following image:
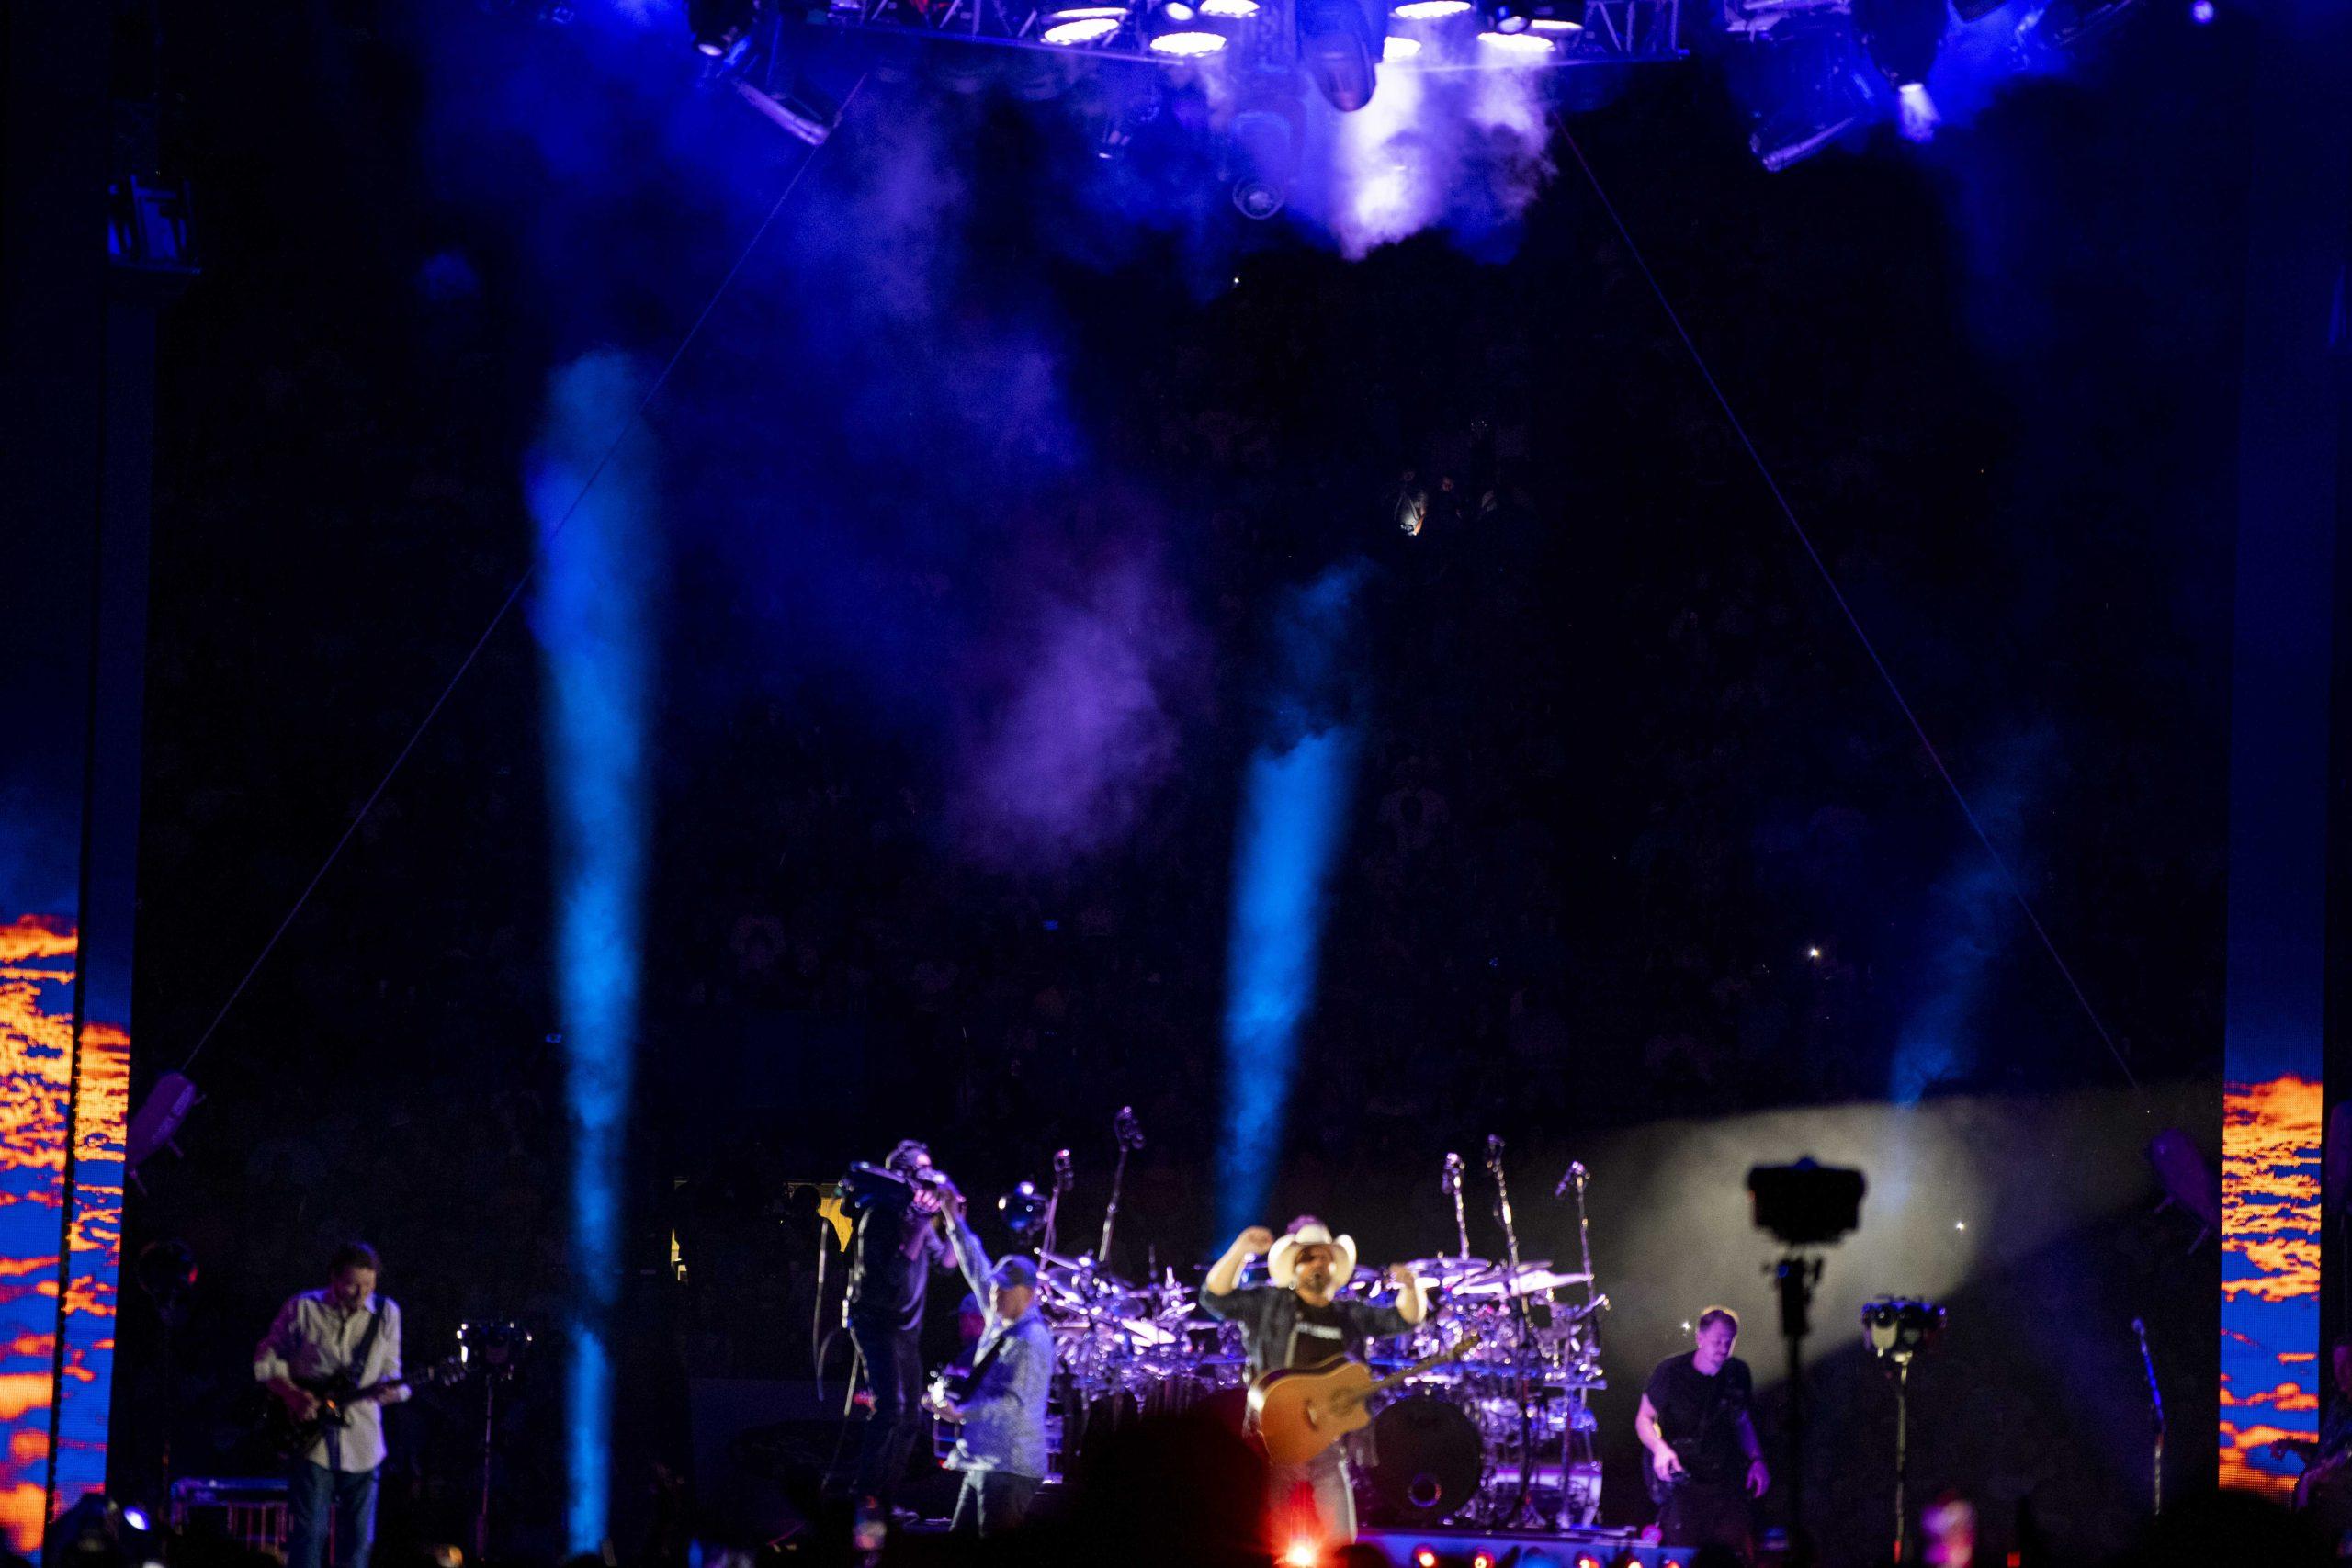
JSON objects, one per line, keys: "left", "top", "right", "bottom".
{"left": 925, "top": 1214, "right": 1052, "bottom": 1536}
{"left": 1201, "top": 1219, "right": 1426, "bottom": 1546}
{"left": 253, "top": 1242, "right": 404, "bottom": 1568}
{"left": 1635, "top": 1308, "right": 1769, "bottom": 1562}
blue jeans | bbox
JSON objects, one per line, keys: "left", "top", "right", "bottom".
{"left": 1271, "top": 1447, "right": 1355, "bottom": 1544}
{"left": 288, "top": 1461, "right": 379, "bottom": 1568}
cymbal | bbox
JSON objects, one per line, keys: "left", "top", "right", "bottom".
{"left": 1454, "top": 1263, "right": 1591, "bottom": 1299}
{"left": 1406, "top": 1257, "right": 1496, "bottom": 1284}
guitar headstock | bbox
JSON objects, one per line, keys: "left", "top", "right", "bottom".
{"left": 417, "top": 1357, "right": 467, "bottom": 1390}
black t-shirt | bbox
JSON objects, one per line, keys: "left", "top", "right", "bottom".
{"left": 1286, "top": 1300, "right": 1354, "bottom": 1369}
{"left": 1644, "top": 1351, "right": 1754, "bottom": 1486}
{"left": 843, "top": 1165, "right": 951, "bottom": 1332}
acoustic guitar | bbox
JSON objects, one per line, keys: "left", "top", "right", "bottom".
{"left": 1249, "top": 1333, "right": 1483, "bottom": 1467}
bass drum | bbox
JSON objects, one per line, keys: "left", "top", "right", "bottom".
{"left": 1360, "top": 1395, "right": 1484, "bottom": 1525}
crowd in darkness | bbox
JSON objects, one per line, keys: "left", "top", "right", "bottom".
{"left": 119, "top": 7, "right": 2241, "bottom": 1562}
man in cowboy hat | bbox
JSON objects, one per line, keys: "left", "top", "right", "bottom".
{"left": 1201, "top": 1216, "right": 1427, "bottom": 1545}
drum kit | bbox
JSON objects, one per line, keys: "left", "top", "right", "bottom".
{"left": 963, "top": 1119, "right": 1611, "bottom": 1533}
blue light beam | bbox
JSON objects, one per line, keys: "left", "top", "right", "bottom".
{"left": 1218, "top": 563, "right": 1367, "bottom": 1235}
{"left": 527, "top": 351, "right": 660, "bottom": 1554}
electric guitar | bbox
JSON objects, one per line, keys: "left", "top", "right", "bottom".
{"left": 266, "top": 1359, "right": 461, "bottom": 1458}
{"left": 1249, "top": 1333, "right": 1483, "bottom": 1467}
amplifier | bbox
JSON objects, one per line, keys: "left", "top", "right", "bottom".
{"left": 169, "top": 1476, "right": 290, "bottom": 1556}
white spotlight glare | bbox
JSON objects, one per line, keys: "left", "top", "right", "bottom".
{"left": 1393, "top": 0, "right": 1474, "bottom": 17}
{"left": 1200, "top": 0, "right": 1261, "bottom": 16}
{"left": 1895, "top": 80, "right": 1940, "bottom": 141}
{"left": 1045, "top": 15, "right": 1121, "bottom": 39}
{"left": 1476, "top": 27, "right": 1552, "bottom": 50}
{"left": 1382, "top": 32, "right": 1423, "bottom": 55}
{"left": 1048, "top": 6, "right": 1127, "bottom": 14}
{"left": 1149, "top": 26, "right": 1228, "bottom": 51}
{"left": 1530, "top": 16, "right": 1580, "bottom": 28}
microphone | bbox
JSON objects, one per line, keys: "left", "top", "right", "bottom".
{"left": 1555, "top": 1160, "right": 1587, "bottom": 1199}
{"left": 1442, "top": 1153, "right": 1463, "bottom": 1196}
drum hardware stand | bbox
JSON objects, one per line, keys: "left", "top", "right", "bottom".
{"left": 2131, "top": 1317, "right": 2162, "bottom": 1517}
{"left": 1556, "top": 1160, "right": 1601, "bottom": 1529}
{"left": 1486, "top": 1136, "right": 1542, "bottom": 1529}
{"left": 1749, "top": 1158, "right": 1864, "bottom": 1568}
{"left": 1770, "top": 1252, "right": 1822, "bottom": 1568}
{"left": 1098, "top": 1108, "right": 1145, "bottom": 1266}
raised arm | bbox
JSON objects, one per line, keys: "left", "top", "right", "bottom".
{"left": 945, "top": 1214, "right": 993, "bottom": 1304}
{"left": 1205, "top": 1226, "right": 1273, "bottom": 1296}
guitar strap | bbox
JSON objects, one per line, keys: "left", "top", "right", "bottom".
{"left": 323, "top": 1303, "right": 388, "bottom": 1473}
{"left": 954, "top": 1326, "right": 1012, "bottom": 1403}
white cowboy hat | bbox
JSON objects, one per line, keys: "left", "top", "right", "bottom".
{"left": 1267, "top": 1223, "right": 1357, "bottom": 1288}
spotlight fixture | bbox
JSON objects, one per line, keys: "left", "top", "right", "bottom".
{"left": 1149, "top": 27, "right": 1229, "bottom": 53}
{"left": 1227, "top": 102, "right": 1295, "bottom": 219}
{"left": 1481, "top": 0, "right": 1531, "bottom": 34}
{"left": 1162, "top": 0, "right": 1200, "bottom": 20}
{"left": 1298, "top": 0, "right": 1381, "bottom": 110}
{"left": 1476, "top": 27, "right": 1554, "bottom": 51}
{"left": 686, "top": 0, "right": 761, "bottom": 55}
{"left": 1853, "top": 0, "right": 1943, "bottom": 90}
{"left": 735, "top": 77, "right": 842, "bottom": 145}
{"left": 1393, "top": 0, "right": 1474, "bottom": 18}
{"left": 1382, "top": 31, "right": 1424, "bottom": 55}
{"left": 1747, "top": 1158, "right": 1866, "bottom": 1247}
{"left": 1045, "top": 14, "right": 1123, "bottom": 40}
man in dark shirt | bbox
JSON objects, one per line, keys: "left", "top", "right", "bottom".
{"left": 1201, "top": 1218, "right": 1426, "bottom": 1546}
{"left": 842, "top": 1140, "right": 960, "bottom": 1542}
{"left": 1637, "top": 1308, "right": 1770, "bottom": 1561}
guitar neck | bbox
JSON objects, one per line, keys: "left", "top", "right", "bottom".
{"left": 1355, "top": 1340, "right": 1480, "bottom": 1403}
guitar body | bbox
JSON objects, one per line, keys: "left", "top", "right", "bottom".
{"left": 265, "top": 1362, "right": 459, "bottom": 1458}
{"left": 1250, "top": 1362, "right": 1377, "bottom": 1468}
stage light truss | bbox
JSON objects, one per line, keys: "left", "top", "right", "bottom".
{"left": 798, "top": 0, "right": 1680, "bottom": 68}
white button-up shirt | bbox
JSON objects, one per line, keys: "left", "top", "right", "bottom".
{"left": 254, "top": 1291, "right": 405, "bottom": 1472}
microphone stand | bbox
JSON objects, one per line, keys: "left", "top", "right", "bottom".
{"left": 2132, "top": 1318, "right": 2163, "bottom": 1517}
{"left": 1041, "top": 1149, "right": 1072, "bottom": 1258}
{"left": 1097, "top": 1108, "right": 1144, "bottom": 1266}
{"left": 1443, "top": 1153, "right": 1470, "bottom": 1259}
